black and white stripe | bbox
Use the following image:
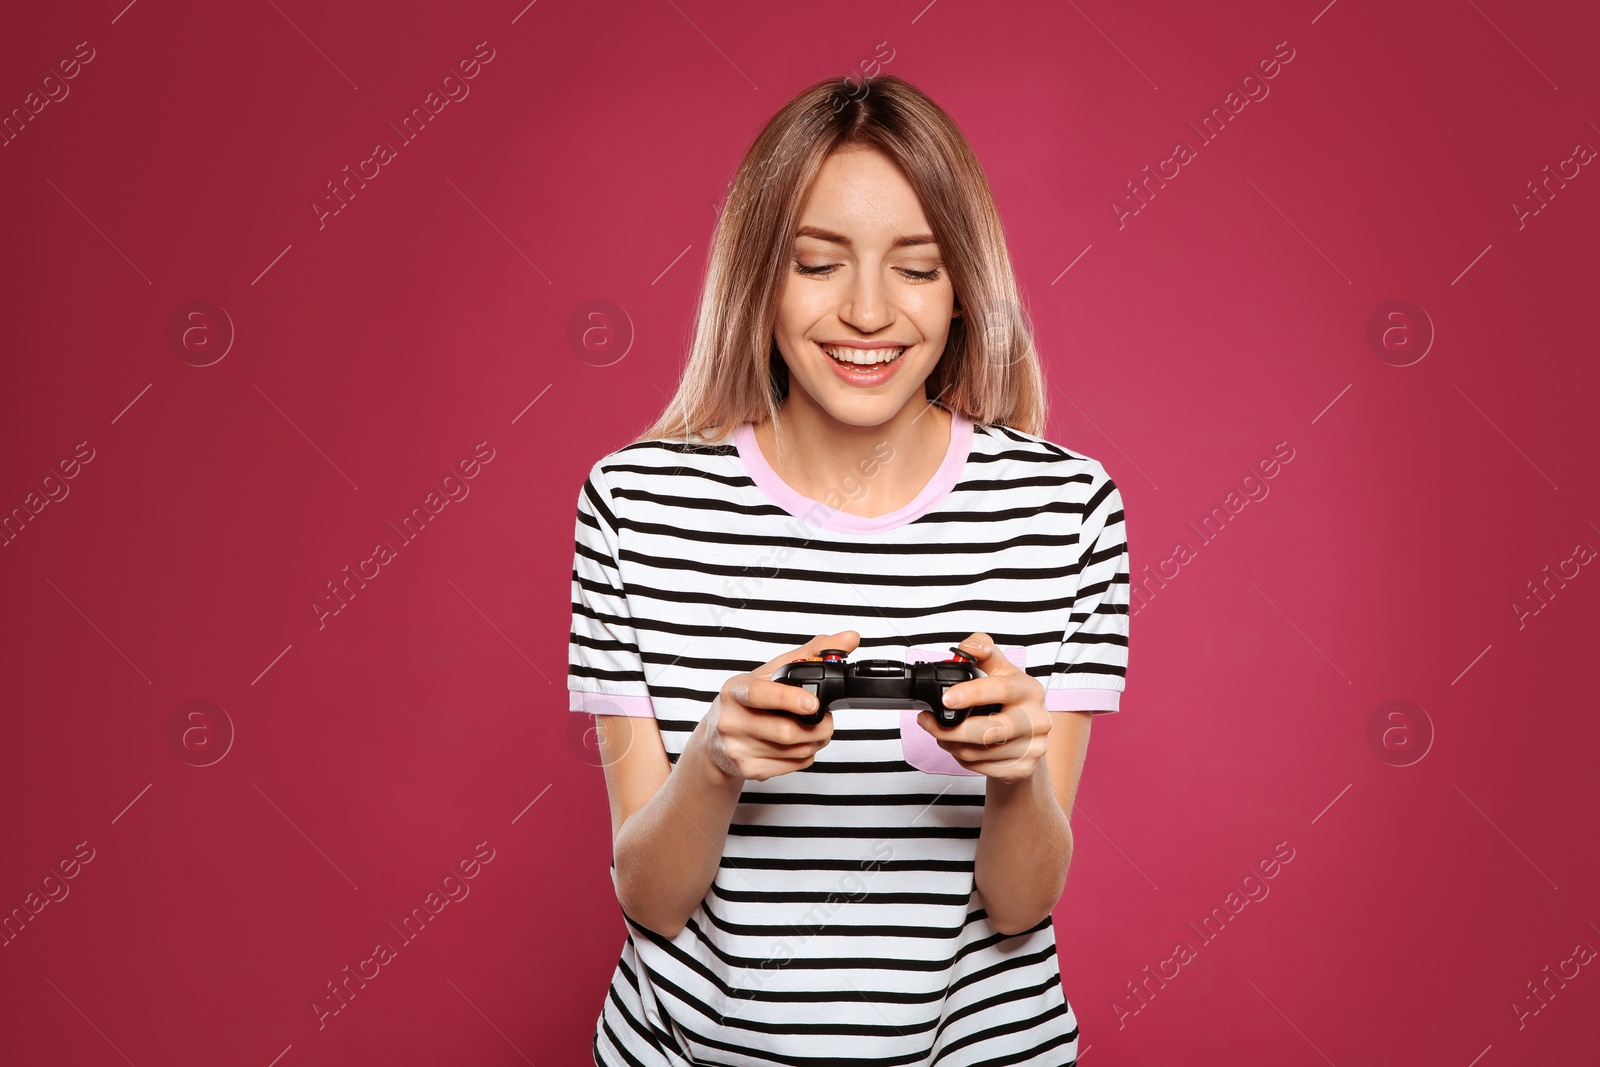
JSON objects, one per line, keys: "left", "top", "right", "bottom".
{"left": 570, "top": 414, "right": 1129, "bottom": 1066}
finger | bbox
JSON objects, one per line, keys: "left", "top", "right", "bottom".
{"left": 937, "top": 671, "right": 1024, "bottom": 717}
{"left": 750, "top": 704, "right": 832, "bottom": 748}
{"left": 917, "top": 707, "right": 1019, "bottom": 745}
{"left": 741, "top": 754, "right": 823, "bottom": 781}
{"left": 730, "top": 671, "right": 812, "bottom": 710}
{"left": 953, "top": 633, "right": 1018, "bottom": 676}
{"left": 756, "top": 734, "right": 831, "bottom": 758}
{"left": 733, "top": 726, "right": 832, "bottom": 763}
{"left": 947, "top": 744, "right": 1030, "bottom": 773}
{"left": 958, "top": 731, "right": 1043, "bottom": 773}
{"left": 757, "top": 629, "right": 862, "bottom": 675}
{"left": 755, "top": 648, "right": 798, "bottom": 676}
{"left": 741, "top": 676, "right": 827, "bottom": 722}
{"left": 926, "top": 714, "right": 1033, "bottom": 759}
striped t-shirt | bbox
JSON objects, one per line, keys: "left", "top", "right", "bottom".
{"left": 568, "top": 405, "right": 1131, "bottom": 1066}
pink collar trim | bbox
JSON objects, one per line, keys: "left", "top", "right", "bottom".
{"left": 734, "top": 409, "right": 973, "bottom": 534}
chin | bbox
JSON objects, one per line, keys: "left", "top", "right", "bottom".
{"left": 809, "top": 388, "right": 925, "bottom": 428}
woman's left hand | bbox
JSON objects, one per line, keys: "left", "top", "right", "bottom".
{"left": 914, "top": 633, "right": 1049, "bottom": 784}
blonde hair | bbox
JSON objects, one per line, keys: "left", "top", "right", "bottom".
{"left": 633, "top": 73, "right": 1047, "bottom": 447}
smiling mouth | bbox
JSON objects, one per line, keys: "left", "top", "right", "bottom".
{"left": 818, "top": 342, "right": 908, "bottom": 367}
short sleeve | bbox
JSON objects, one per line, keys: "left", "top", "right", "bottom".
{"left": 1043, "top": 468, "right": 1130, "bottom": 713}
{"left": 568, "top": 462, "right": 654, "bottom": 717}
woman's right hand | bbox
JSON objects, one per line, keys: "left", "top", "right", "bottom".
{"left": 701, "top": 631, "right": 861, "bottom": 783}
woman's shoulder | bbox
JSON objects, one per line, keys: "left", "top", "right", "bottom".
{"left": 969, "top": 419, "right": 1117, "bottom": 486}
{"left": 580, "top": 427, "right": 741, "bottom": 489}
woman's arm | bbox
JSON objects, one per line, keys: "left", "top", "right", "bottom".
{"left": 596, "top": 631, "right": 860, "bottom": 939}
{"left": 600, "top": 713, "right": 745, "bottom": 939}
{"left": 974, "top": 712, "right": 1092, "bottom": 935}
{"left": 914, "top": 635, "right": 1098, "bottom": 936}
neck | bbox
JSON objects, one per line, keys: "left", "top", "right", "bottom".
{"left": 756, "top": 393, "right": 954, "bottom": 518}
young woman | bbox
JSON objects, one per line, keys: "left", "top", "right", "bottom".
{"left": 568, "top": 73, "right": 1131, "bottom": 1066}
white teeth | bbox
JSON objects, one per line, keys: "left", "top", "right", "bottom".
{"left": 821, "top": 343, "right": 905, "bottom": 366}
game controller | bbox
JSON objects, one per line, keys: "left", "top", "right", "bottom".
{"left": 769, "top": 647, "right": 1004, "bottom": 728}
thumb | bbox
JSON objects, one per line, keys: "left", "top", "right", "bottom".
{"left": 759, "top": 630, "right": 860, "bottom": 675}
{"left": 817, "top": 630, "right": 861, "bottom": 659}
{"left": 794, "top": 630, "right": 860, "bottom": 659}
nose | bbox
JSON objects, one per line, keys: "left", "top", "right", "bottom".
{"left": 839, "top": 267, "right": 893, "bottom": 334}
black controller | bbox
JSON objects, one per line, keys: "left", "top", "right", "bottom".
{"left": 769, "top": 647, "right": 1004, "bottom": 728}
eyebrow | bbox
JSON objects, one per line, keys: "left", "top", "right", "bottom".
{"left": 794, "top": 225, "right": 938, "bottom": 249}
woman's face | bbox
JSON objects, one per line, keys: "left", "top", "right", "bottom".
{"left": 773, "top": 145, "right": 959, "bottom": 428}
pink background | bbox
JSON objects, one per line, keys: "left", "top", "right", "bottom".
{"left": 4, "top": 1, "right": 1598, "bottom": 1064}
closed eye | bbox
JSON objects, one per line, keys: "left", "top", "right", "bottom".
{"left": 792, "top": 262, "right": 944, "bottom": 282}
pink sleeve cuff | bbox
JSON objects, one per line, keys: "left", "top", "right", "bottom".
{"left": 1044, "top": 687, "right": 1121, "bottom": 713}
{"left": 569, "top": 690, "right": 656, "bottom": 717}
